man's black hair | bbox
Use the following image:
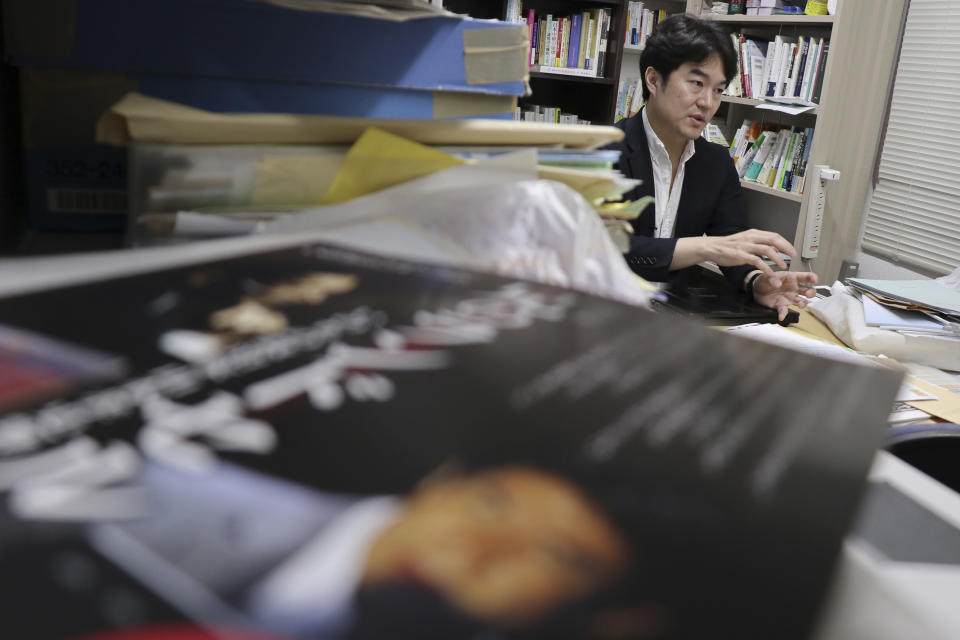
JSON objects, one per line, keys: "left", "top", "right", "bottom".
{"left": 638, "top": 13, "right": 737, "bottom": 101}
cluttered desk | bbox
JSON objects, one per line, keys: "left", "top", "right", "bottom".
{"left": 666, "top": 268, "right": 960, "bottom": 640}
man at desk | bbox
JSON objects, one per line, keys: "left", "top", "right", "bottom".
{"left": 605, "top": 14, "right": 817, "bottom": 321}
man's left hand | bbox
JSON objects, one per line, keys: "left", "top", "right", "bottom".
{"left": 750, "top": 270, "right": 818, "bottom": 321}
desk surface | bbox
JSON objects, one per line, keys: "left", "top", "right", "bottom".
{"left": 782, "top": 307, "right": 960, "bottom": 424}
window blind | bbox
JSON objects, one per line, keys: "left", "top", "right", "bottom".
{"left": 861, "top": 0, "right": 960, "bottom": 275}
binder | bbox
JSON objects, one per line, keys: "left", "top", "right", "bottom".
{"left": 4, "top": 0, "right": 530, "bottom": 97}
{"left": 136, "top": 73, "right": 517, "bottom": 120}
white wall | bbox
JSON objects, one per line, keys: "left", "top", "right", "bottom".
{"left": 854, "top": 251, "right": 931, "bottom": 280}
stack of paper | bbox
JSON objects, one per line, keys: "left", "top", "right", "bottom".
{"left": 848, "top": 278, "right": 960, "bottom": 340}
{"left": 103, "top": 94, "right": 650, "bottom": 248}
{"left": 96, "top": 93, "right": 655, "bottom": 308}
{"left": 848, "top": 278, "right": 960, "bottom": 315}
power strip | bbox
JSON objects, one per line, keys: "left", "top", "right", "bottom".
{"left": 800, "top": 165, "right": 840, "bottom": 259}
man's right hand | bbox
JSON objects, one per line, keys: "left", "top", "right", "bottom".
{"left": 671, "top": 229, "right": 796, "bottom": 275}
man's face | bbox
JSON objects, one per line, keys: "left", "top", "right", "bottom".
{"left": 363, "top": 467, "right": 628, "bottom": 629}
{"left": 644, "top": 53, "right": 727, "bottom": 147}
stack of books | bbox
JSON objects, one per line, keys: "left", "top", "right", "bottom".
{"left": 2, "top": 0, "right": 530, "bottom": 231}
{"left": 95, "top": 93, "right": 636, "bottom": 246}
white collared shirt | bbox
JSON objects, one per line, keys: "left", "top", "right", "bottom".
{"left": 641, "top": 108, "right": 696, "bottom": 239}
{"left": 249, "top": 495, "right": 401, "bottom": 636}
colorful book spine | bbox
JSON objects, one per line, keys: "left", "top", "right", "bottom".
{"left": 557, "top": 17, "right": 567, "bottom": 68}
{"left": 568, "top": 14, "right": 582, "bottom": 68}
{"left": 591, "top": 9, "right": 603, "bottom": 76}
{"left": 548, "top": 16, "right": 559, "bottom": 67}
{"left": 744, "top": 131, "right": 775, "bottom": 181}
{"left": 764, "top": 36, "right": 783, "bottom": 97}
{"left": 785, "top": 130, "right": 804, "bottom": 191}
{"left": 811, "top": 40, "right": 829, "bottom": 103}
{"left": 794, "top": 127, "right": 815, "bottom": 193}
{"left": 774, "top": 130, "right": 797, "bottom": 189}
{"left": 799, "top": 37, "right": 821, "bottom": 102}
{"left": 757, "top": 130, "right": 787, "bottom": 186}
{"left": 577, "top": 11, "right": 590, "bottom": 69}
{"left": 597, "top": 9, "right": 611, "bottom": 76}
{"left": 584, "top": 17, "right": 595, "bottom": 71}
{"left": 527, "top": 9, "right": 536, "bottom": 66}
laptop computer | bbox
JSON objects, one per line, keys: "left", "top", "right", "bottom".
{"left": 650, "top": 267, "right": 798, "bottom": 326}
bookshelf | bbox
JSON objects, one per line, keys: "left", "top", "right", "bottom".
{"left": 616, "top": 0, "right": 689, "bottom": 120}
{"left": 449, "top": 0, "right": 687, "bottom": 124}
{"left": 675, "top": 0, "right": 908, "bottom": 282}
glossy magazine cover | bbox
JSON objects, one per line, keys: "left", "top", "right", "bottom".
{"left": 0, "top": 242, "right": 900, "bottom": 640}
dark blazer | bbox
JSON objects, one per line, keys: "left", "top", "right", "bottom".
{"left": 604, "top": 109, "right": 753, "bottom": 289}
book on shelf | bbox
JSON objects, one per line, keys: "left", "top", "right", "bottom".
{"left": 704, "top": 122, "right": 729, "bottom": 146}
{"left": 784, "top": 129, "right": 804, "bottom": 191}
{"left": 756, "top": 129, "right": 789, "bottom": 186}
{"left": 735, "top": 139, "right": 762, "bottom": 176}
{"left": 560, "top": 15, "right": 568, "bottom": 68}
{"left": 0, "top": 233, "right": 901, "bottom": 640}
{"left": 614, "top": 78, "right": 644, "bottom": 122}
{"left": 775, "top": 40, "right": 798, "bottom": 98}
{"left": 809, "top": 39, "right": 830, "bottom": 104}
{"left": 793, "top": 127, "right": 815, "bottom": 194}
{"left": 764, "top": 35, "right": 797, "bottom": 99}
{"left": 624, "top": 3, "right": 674, "bottom": 48}
{"left": 799, "top": 37, "right": 827, "bottom": 104}
{"left": 589, "top": 9, "right": 608, "bottom": 74}
{"left": 597, "top": 8, "right": 611, "bottom": 76}
{"left": 518, "top": 102, "right": 593, "bottom": 125}
{"left": 546, "top": 16, "right": 557, "bottom": 66}
{"left": 724, "top": 32, "right": 744, "bottom": 97}
{"left": 518, "top": 104, "right": 589, "bottom": 125}
{"left": 744, "top": 130, "right": 778, "bottom": 181}
{"left": 577, "top": 11, "right": 590, "bottom": 69}
{"left": 528, "top": 9, "right": 537, "bottom": 65}
{"left": 785, "top": 35, "right": 809, "bottom": 99}
{"left": 732, "top": 122, "right": 754, "bottom": 164}
{"left": 583, "top": 15, "right": 596, "bottom": 71}
{"left": 504, "top": 0, "right": 525, "bottom": 23}
{"left": 568, "top": 14, "right": 582, "bottom": 69}
{"left": 535, "top": 17, "right": 545, "bottom": 66}
{"left": 527, "top": 7, "right": 610, "bottom": 77}
{"left": 735, "top": 33, "right": 748, "bottom": 97}
{"left": 774, "top": 128, "right": 799, "bottom": 189}
{"left": 746, "top": 39, "right": 768, "bottom": 99}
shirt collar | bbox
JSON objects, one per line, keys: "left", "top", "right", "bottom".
{"left": 248, "top": 495, "right": 402, "bottom": 635}
{"left": 641, "top": 107, "right": 696, "bottom": 166}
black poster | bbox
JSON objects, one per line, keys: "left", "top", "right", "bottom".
{"left": 0, "top": 242, "right": 900, "bottom": 640}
